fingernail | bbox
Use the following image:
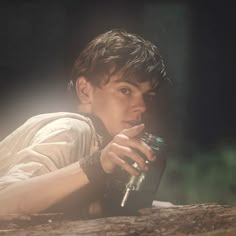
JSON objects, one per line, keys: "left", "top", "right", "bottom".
{"left": 138, "top": 124, "right": 144, "bottom": 128}
{"left": 151, "top": 154, "right": 156, "bottom": 161}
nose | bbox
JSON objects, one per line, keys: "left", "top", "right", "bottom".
{"left": 132, "top": 94, "right": 146, "bottom": 114}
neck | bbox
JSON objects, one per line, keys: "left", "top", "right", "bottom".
{"left": 77, "top": 104, "right": 91, "bottom": 114}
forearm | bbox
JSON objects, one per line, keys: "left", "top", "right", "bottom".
{"left": 0, "top": 162, "right": 89, "bottom": 215}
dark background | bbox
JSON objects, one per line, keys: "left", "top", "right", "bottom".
{"left": 1, "top": 0, "right": 236, "bottom": 204}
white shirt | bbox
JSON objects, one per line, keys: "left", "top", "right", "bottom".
{"left": 0, "top": 112, "right": 100, "bottom": 191}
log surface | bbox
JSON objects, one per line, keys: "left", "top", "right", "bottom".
{"left": 0, "top": 204, "right": 236, "bottom": 235}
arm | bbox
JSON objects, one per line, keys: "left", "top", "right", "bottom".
{"left": 0, "top": 117, "right": 95, "bottom": 215}
{"left": 0, "top": 162, "right": 89, "bottom": 215}
{"left": 0, "top": 123, "right": 156, "bottom": 216}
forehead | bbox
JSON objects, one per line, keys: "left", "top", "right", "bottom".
{"left": 105, "top": 73, "right": 156, "bottom": 92}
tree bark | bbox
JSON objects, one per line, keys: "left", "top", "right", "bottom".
{"left": 0, "top": 203, "right": 236, "bottom": 235}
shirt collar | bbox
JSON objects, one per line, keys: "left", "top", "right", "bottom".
{"left": 80, "top": 113, "right": 112, "bottom": 148}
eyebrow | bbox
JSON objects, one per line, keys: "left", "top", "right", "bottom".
{"left": 115, "top": 79, "right": 139, "bottom": 88}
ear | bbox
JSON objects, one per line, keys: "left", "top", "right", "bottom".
{"left": 75, "top": 76, "right": 94, "bottom": 104}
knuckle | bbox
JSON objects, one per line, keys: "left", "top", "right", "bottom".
{"left": 120, "top": 161, "right": 127, "bottom": 169}
{"left": 108, "top": 151, "right": 118, "bottom": 161}
{"left": 107, "top": 150, "right": 113, "bottom": 156}
{"left": 131, "top": 168, "right": 139, "bottom": 176}
{"left": 132, "top": 152, "right": 140, "bottom": 162}
{"left": 132, "top": 139, "right": 140, "bottom": 147}
{"left": 137, "top": 160, "right": 146, "bottom": 169}
{"left": 139, "top": 158, "right": 146, "bottom": 166}
{"left": 113, "top": 135, "right": 121, "bottom": 142}
{"left": 120, "top": 161, "right": 126, "bottom": 167}
{"left": 126, "top": 147, "right": 133, "bottom": 154}
{"left": 142, "top": 143, "right": 153, "bottom": 156}
{"left": 107, "top": 151, "right": 114, "bottom": 159}
{"left": 119, "top": 134, "right": 130, "bottom": 143}
{"left": 120, "top": 128, "right": 129, "bottom": 134}
{"left": 110, "top": 143, "right": 118, "bottom": 151}
{"left": 115, "top": 133, "right": 126, "bottom": 141}
{"left": 148, "top": 148, "right": 154, "bottom": 156}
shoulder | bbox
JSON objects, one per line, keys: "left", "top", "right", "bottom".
{"left": 27, "top": 112, "right": 92, "bottom": 125}
{"left": 29, "top": 112, "right": 97, "bottom": 144}
{"left": 27, "top": 112, "right": 94, "bottom": 129}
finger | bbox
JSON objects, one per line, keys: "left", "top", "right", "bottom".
{"left": 132, "top": 139, "right": 157, "bottom": 162}
{"left": 114, "top": 134, "right": 156, "bottom": 162}
{"left": 121, "top": 124, "right": 145, "bottom": 138}
{"left": 108, "top": 151, "right": 140, "bottom": 176}
{"left": 110, "top": 143, "right": 149, "bottom": 171}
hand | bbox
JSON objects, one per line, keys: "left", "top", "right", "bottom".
{"left": 100, "top": 124, "right": 157, "bottom": 176}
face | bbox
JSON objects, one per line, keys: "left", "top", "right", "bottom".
{"left": 89, "top": 74, "right": 156, "bottom": 136}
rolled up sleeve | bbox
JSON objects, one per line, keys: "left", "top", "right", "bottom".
{"left": 0, "top": 117, "right": 96, "bottom": 191}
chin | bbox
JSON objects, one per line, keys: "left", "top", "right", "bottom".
{"left": 107, "top": 123, "right": 130, "bottom": 136}
{"left": 122, "top": 122, "right": 133, "bottom": 129}
{"left": 106, "top": 127, "right": 117, "bottom": 137}
{"left": 109, "top": 128, "right": 123, "bottom": 136}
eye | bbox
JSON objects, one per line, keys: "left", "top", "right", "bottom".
{"left": 144, "top": 93, "right": 156, "bottom": 103}
{"left": 120, "top": 87, "right": 131, "bottom": 95}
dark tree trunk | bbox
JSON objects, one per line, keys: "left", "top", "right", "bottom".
{"left": 0, "top": 204, "right": 236, "bottom": 235}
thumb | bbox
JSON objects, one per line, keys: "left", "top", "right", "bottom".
{"left": 121, "top": 124, "right": 145, "bottom": 138}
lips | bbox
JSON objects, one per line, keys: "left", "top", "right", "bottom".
{"left": 125, "top": 120, "right": 142, "bottom": 126}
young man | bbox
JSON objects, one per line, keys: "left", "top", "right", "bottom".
{"left": 0, "top": 29, "right": 167, "bottom": 218}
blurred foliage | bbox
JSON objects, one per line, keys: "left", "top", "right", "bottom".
{"left": 157, "top": 145, "right": 236, "bottom": 206}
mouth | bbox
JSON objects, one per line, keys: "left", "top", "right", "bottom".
{"left": 125, "top": 120, "right": 142, "bottom": 127}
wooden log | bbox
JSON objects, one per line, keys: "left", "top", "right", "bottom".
{"left": 0, "top": 203, "right": 235, "bottom": 235}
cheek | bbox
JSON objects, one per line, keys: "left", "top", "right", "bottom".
{"left": 91, "top": 94, "right": 107, "bottom": 112}
{"left": 92, "top": 91, "right": 130, "bottom": 117}
{"left": 94, "top": 98, "right": 105, "bottom": 109}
